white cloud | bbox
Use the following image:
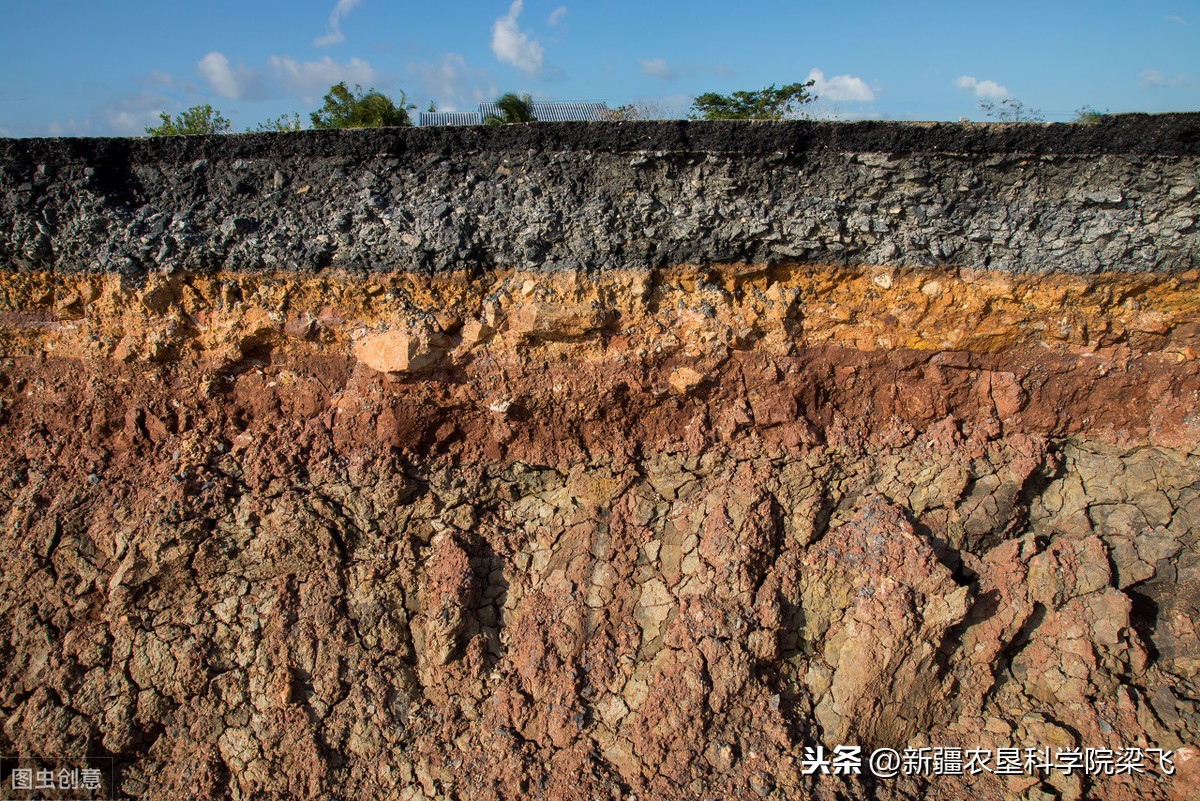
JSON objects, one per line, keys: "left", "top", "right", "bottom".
{"left": 638, "top": 58, "right": 676, "bottom": 80}
{"left": 15, "top": 93, "right": 166, "bottom": 137}
{"left": 11, "top": 119, "right": 95, "bottom": 137}
{"left": 548, "top": 6, "right": 567, "bottom": 26}
{"left": 409, "top": 53, "right": 498, "bottom": 111}
{"left": 806, "top": 68, "right": 875, "bottom": 102}
{"left": 21, "top": 86, "right": 267, "bottom": 138}
{"left": 955, "top": 75, "right": 1010, "bottom": 99}
{"left": 314, "top": 0, "right": 363, "bottom": 48}
{"left": 1141, "top": 69, "right": 1168, "bottom": 87}
{"left": 12, "top": 119, "right": 91, "bottom": 137}
{"left": 1165, "top": 14, "right": 1189, "bottom": 25}
{"left": 268, "top": 54, "right": 380, "bottom": 99}
{"left": 104, "top": 92, "right": 175, "bottom": 135}
{"left": 1140, "top": 68, "right": 1198, "bottom": 89}
{"left": 45, "top": 120, "right": 71, "bottom": 136}
{"left": 195, "top": 52, "right": 268, "bottom": 100}
{"left": 491, "top": 0, "right": 544, "bottom": 75}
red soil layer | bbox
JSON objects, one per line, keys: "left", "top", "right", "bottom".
{"left": 0, "top": 266, "right": 1198, "bottom": 800}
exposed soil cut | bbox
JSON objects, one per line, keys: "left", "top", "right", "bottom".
{"left": 1, "top": 119, "right": 1198, "bottom": 800}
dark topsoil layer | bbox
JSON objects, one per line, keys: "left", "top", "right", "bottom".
{"left": 2, "top": 113, "right": 1200, "bottom": 167}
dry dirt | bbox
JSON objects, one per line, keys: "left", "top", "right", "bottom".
{"left": 1, "top": 263, "right": 1198, "bottom": 800}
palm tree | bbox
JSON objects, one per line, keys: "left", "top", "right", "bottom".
{"left": 484, "top": 93, "right": 536, "bottom": 126}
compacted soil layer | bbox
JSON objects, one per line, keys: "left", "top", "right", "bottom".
{"left": 0, "top": 264, "right": 1198, "bottom": 800}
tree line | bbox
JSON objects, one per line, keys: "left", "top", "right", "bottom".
{"left": 148, "top": 80, "right": 1105, "bottom": 134}
{"left": 150, "top": 81, "right": 824, "bottom": 135}
{"left": 146, "top": 84, "right": 545, "bottom": 135}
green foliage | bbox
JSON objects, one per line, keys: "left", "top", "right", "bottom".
{"left": 688, "top": 81, "right": 817, "bottom": 120}
{"left": 1073, "top": 105, "right": 1108, "bottom": 124}
{"left": 484, "top": 93, "right": 536, "bottom": 126}
{"left": 145, "top": 104, "right": 231, "bottom": 136}
{"left": 978, "top": 98, "right": 1045, "bottom": 122}
{"left": 249, "top": 113, "right": 303, "bottom": 133}
{"left": 309, "top": 82, "right": 413, "bottom": 129}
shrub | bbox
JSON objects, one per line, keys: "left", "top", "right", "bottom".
{"left": 1073, "top": 105, "right": 1107, "bottom": 124}
{"left": 310, "top": 83, "right": 413, "bottom": 129}
{"left": 145, "top": 105, "right": 231, "bottom": 136}
{"left": 978, "top": 98, "right": 1045, "bottom": 122}
{"left": 689, "top": 82, "right": 817, "bottom": 120}
{"left": 250, "top": 113, "right": 303, "bottom": 132}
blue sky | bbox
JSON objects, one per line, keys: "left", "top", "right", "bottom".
{"left": 1, "top": 0, "right": 1197, "bottom": 136}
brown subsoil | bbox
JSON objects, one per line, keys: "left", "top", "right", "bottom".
{"left": 1, "top": 264, "right": 1198, "bottom": 800}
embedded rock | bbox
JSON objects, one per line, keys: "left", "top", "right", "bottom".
{"left": 354, "top": 328, "right": 447, "bottom": 374}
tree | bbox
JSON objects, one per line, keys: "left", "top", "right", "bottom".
{"left": 689, "top": 81, "right": 817, "bottom": 120}
{"left": 978, "top": 98, "right": 1045, "bottom": 122}
{"left": 1073, "top": 105, "right": 1107, "bottom": 123}
{"left": 309, "top": 82, "right": 413, "bottom": 129}
{"left": 484, "top": 93, "right": 536, "bottom": 125}
{"left": 249, "top": 112, "right": 303, "bottom": 132}
{"left": 145, "top": 104, "right": 231, "bottom": 136}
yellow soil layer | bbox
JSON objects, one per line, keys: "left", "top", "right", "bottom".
{"left": 0, "top": 265, "right": 1197, "bottom": 368}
